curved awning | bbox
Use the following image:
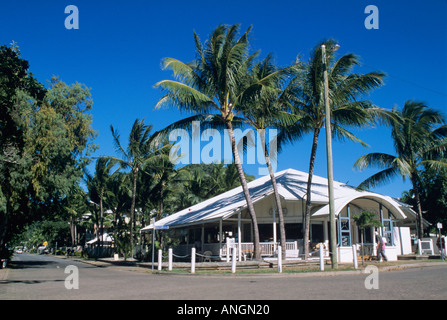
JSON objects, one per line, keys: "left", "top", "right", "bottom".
{"left": 311, "top": 192, "right": 407, "bottom": 220}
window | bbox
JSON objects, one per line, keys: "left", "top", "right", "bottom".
{"left": 382, "top": 219, "right": 393, "bottom": 246}
{"left": 338, "top": 206, "right": 351, "bottom": 247}
{"left": 380, "top": 204, "right": 394, "bottom": 246}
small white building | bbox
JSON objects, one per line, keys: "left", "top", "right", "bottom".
{"left": 142, "top": 168, "right": 416, "bottom": 263}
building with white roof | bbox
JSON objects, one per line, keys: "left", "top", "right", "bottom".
{"left": 141, "top": 168, "right": 420, "bottom": 262}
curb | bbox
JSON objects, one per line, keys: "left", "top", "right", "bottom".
{"left": 153, "top": 262, "right": 447, "bottom": 278}
{"left": 95, "top": 258, "right": 447, "bottom": 277}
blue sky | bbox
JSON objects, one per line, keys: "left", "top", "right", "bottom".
{"left": 1, "top": 0, "right": 446, "bottom": 199}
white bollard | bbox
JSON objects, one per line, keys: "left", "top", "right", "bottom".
{"left": 158, "top": 249, "right": 163, "bottom": 271}
{"left": 352, "top": 245, "right": 358, "bottom": 269}
{"left": 232, "top": 247, "right": 237, "bottom": 273}
{"left": 417, "top": 239, "right": 422, "bottom": 255}
{"left": 191, "top": 247, "right": 196, "bottom": 274}
{"left": 319, "top": 243, "right": 324, "bottom": 271}
{"left": 168, "top": 248, "right": 173, "bottom": 271}
{"left": 277, "top": 245, "right": 282, "bottom": 273}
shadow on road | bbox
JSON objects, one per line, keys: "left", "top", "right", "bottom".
{"left": 10, "top": 259, "right": 57, "bottom": 269}
{"left": 0, "top": 279, "right": 65, "bottom": 285}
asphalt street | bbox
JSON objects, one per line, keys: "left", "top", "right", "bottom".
{"left": 1, "top": 253, "right": 446, "bottom": 301}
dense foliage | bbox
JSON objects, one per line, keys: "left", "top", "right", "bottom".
{"left": 0, "top": 45, "right": 96, "bottom": 259}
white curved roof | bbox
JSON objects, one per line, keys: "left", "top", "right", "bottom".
{"left": 311, "top": 193, "right": 407, "bottom": 219}
{"left": 141, "top": 168, "right": 408, "bottom": 231}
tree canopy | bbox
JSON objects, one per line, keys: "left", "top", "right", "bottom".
{"left": 0, "top": 44, "right": 97, "bottom": 259}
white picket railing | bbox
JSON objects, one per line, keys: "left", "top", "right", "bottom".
{"left": 220, "top": 241, "right": 299, "bottom": 259}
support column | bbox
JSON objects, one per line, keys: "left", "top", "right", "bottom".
{"left": 201, "top": 224, "right": 205, "bottom": 252}
{"left": 219, "top": 219, "right": 223, "bottom": 258}
{"left": 238, "top": 212, "right": 242, "bottom": 261}
{"left": 323, "top": 220, "right": 329, "bottom": 248}
{"left": 272, "top": 200, "right": 277, "bottom": 254}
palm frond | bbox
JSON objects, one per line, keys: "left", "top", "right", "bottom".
{"left": 356, "top": 167, "right": 399, "bottom": 190}
{"left": 110, "top": 125, "right": 129, "bottom": 162}
{"left": 154, "top": 80, "right": 217, "bottom": 113}
{"left": 331, "top": 124, "right": 369, "bottom": 147}
{"left": 353, "top": 152, "right": 396, "bottom": 171}
{"left": 160, "top": 57, "right": 198, "bottom": 87}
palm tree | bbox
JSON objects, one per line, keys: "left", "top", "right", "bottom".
{"left": 353, "top": 210, "right": 382, "bottom": 265}
{"left": 354, "top": 100, "right": 447, "bottom": 239}
{"left": 280, "top": 39, "right": 387, "bottom": 259}
{"left": 154, "top": 24, "right": 265, "bottom": 259}
{"left": 239, "top": 54, "right": 301, "bottom": 259}
{"left": 104, "top": 118, "right": 171, "bottom": 258}
{"left": 84, "top": 157, "right": 117, "bottom": 248}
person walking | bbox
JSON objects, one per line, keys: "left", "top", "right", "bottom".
{"left": 437, "top": 235, "right": 446, "bottom": 260}
{"left": 375, "top": 232, "right": 388, "bottom": 262}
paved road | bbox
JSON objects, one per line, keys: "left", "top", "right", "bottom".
{"left": 1, "top": 253, "right": 446, "bottom": 301}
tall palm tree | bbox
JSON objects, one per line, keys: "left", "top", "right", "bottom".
{"left": 105, "top": 118, "right": 171, "bottom": 258}
{"left": 154, "top": 24, "right": 265, "bottom": 259}
{"left": 239, "top": 54, "right": 301, "bottom": 259}
{"left": 84, "top": 157, "right": 117, "bottom": 247}
{"left": 280, "top": 39, "right": 387, "bottom": 259}
{"left": 354, "top": 100, "right": 447, "bottom": 239}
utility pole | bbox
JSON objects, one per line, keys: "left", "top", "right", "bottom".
{"left": 321, "top": 44, "right": 338, "bottom": 269}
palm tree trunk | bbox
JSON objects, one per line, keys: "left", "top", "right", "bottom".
{"left": 411, "top": 173, "right": 424, "bottom": 239}
{"left": 259, "top": 129, "right": 286, "bottom": 260}
{"left": 304, "top": 127, "right": 320, "bottom": 260}
{"left": 130, "top": 168, "right": 138, "bottom": 259}
{"left": 70, "top": 216, "right": 75, "bottom": 247}
{"left": 226, "top": 121, "right": 261, "bottom": 260}
{"left": 159, "top": 182, "right": 165, "bottom": 250}
{"left": 99, "top": 195, "right": 103, "bottom": 248}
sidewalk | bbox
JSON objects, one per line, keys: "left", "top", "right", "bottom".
{"left": 0, "top": 268, "right": 8, "bottom": 281}
{"left": 93, "top": 255, "right": 447, "bottom": 276}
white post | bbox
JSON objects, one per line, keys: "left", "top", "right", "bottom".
{"left": 226, "top": 238, "right": 230, "bottom": 263}
{"left": 232, "top": 247, "right": 237, "bottom": 273}
{"left": 168, "top": 248, "right": 173, "bottom": 271}
{"left": 352, "top": 245, "right": 358, "bottom": 269}
{"left": 191, "top": 247, "right": 196, "bottom": 274}
{"left": 319, "top": 243, "right": 324, "bottom": 271}
{"left": 417, "top": 239, "right": 422, "bottom": 255}
{"left": 277, "top": 245, "right": 282, "bottom": 273}
{"left": 158, "top": 249, "right": 163, "bottom": 271}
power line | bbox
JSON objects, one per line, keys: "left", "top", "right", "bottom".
{"left": 362, "top": 63, "right": 447, "bottom": 98}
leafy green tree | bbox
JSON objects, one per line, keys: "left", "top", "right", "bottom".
{"left": 405, "top": 167, "right": 447, "bottom": 231}
{"left": 0, "top": 45, "right": 46, "bottom": 260}
{"left": 280, "top": 39, "right": 387, "bottom": 259}
{"left": 354, "top": 100, "right": 447, "bottom": 238}
{"left": 0, "top": 44, "right": 96, "bottom": 261}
